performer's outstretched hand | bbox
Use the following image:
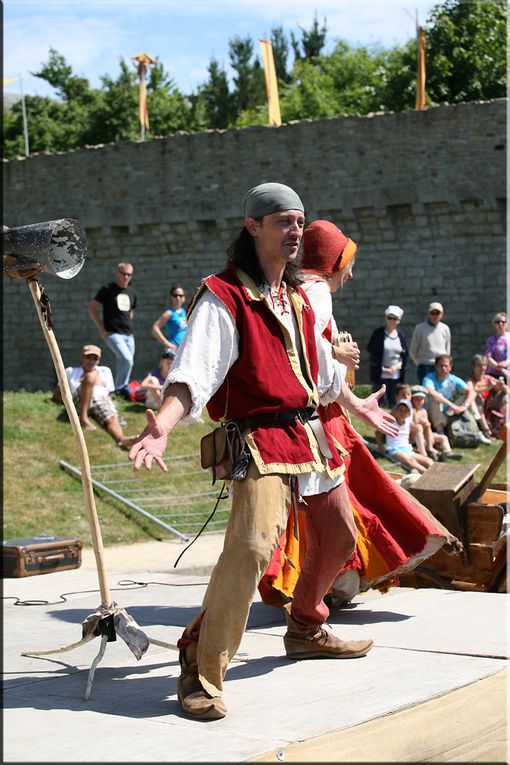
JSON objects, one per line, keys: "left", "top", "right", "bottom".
{"left": 340, "top": 383, "right": 399, "bottom": 436}
{"left": 356, "top": 385, "right": 399, "bottom": 436}
{"left": 129, "top": 409, "right": 169, "bottom": 472}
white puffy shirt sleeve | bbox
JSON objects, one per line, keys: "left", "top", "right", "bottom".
{"left": 162, "top": 291, "right": 239, "bottom": 419}
{"left": 315, "top": 325, "right": 346, "bottom": 406}
{"left": 301, "top": 280, "right": 332, "bottom": 334}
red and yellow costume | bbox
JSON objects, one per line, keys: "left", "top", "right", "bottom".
{"left": 259, "top": 265, "right": 453, "bottom": 606}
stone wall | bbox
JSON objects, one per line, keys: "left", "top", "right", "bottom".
{"left": 3, "top": 99, "right": 506, "bottom": 391}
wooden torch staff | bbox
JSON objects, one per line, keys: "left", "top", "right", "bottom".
{"left": 28, "top": 279, "right": 112, "bottom": 608}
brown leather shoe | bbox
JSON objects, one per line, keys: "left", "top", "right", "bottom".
{"left": 177, "top": 640, "right": 227, "bottom": 719}
{"left": 283, "top": 603, "right": 373, "bottom": 660}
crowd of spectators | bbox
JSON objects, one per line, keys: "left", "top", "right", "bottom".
{"left": 370, "top": 304, "right": 508, "bottom": 474}
{"left": 56, "top": 259, "right": 508, "bottom": 465}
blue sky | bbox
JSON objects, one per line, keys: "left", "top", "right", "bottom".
{"left": 5, "top": 0, "right": 439, "bottom": 98}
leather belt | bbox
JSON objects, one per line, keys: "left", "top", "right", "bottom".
{"left": 231, "top": 407, "right": 316, "bottom": 431}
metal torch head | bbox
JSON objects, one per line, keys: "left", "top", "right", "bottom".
{"left": 3, "top": 218, "right": 87, "bottom": 279}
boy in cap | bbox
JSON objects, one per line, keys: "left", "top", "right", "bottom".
{"left": 52, "top": 344, "right": 137, "bottom": 450}
{"left": 129, "top": 181, "right": 410, "bottom": 719}
{"left": 410, "top": 385, "right": 461, "bottom": 460}
{"left": 409, "top": 301, "right": 451, "bottom": 383}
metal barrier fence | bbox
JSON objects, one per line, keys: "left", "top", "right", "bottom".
{"left": 60, "top": 452, "right": 231, "bottom": 542}
{"left": 60, "top": 440, "right": 407, "bottom": 543}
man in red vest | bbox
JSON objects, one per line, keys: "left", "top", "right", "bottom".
{"left": 129, "top": 182, "right": 398, "bottom": 720}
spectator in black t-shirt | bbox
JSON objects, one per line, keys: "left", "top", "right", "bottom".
{"left": 87, "top": 262, "right": 137, "bottom": 390}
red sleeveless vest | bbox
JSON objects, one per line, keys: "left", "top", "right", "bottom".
{"left": 189, "top": 264, "right": 345, "bottom": 477}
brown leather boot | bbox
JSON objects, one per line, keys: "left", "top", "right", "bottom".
{"left": 176, "top": 634, "right": 227, "bottom": 719}
{"left": 283, "top": 603, "right": 373, "bottom": 659}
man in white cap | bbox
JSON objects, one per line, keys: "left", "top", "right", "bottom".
{"left": 129, "top": 182, "right": 402, "bottom": 720}
{"left": 409, "top": 301, "right": 451, "bottom": 383}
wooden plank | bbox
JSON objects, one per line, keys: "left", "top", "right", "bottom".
{"left": 465, "top": 503, "right": 504, "bottom": 543}
{"left": 486, "top": 536, "right": 507, "bottom": 593}
{"left": 423, "top": 543, "right": 495, "bottom": 584}
{"left": 410, "top": 462, "right": 479, "bottom": 495}
{"left": 465, "top": 432, "right": 508, "bottom": 505}
{"left": 481, "top": 488, "right": 509, "bottom": 504}
{"left": 450, "top": 580, "right": 488, "bottom": 592}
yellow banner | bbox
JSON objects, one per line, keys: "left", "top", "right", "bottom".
{"left": 259, "top": 39, "right": 282, "bottom": 127}
{"left": 139, "top": 70, "right": 149, "bottom": 130}
{"left": 132, "top": 53, "right": 156, "bottom": 131}
{"left": 3, "top": 77, "right": 19, "bottom": 86}
{"left": 415, "top": 26, "right": 426, "bottom": 110}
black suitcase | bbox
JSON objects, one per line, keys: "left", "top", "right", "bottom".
{"left": 2, "top": 536, "right": 83, "bottom": 578}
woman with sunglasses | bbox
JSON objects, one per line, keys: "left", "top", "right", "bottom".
{"left": 485, "top": 312, "right": 510, "bottom": 380}
{"left": 151, "top": 282, "right": 188, "bottom": 352}
{"left": 366, "top": 305, "right": 409, "bottom": 408}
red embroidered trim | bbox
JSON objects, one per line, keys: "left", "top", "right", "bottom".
{"left": 269, "top": 283, "right": 290, "bottom": 315}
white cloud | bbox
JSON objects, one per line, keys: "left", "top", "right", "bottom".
{"left": 5, "top": 12, "right": 138, "bottom": 95}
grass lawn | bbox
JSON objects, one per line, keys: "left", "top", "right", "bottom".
{"left": 3, "top": 390, "right": 214, "bottom": 546}
{"left": 3, "top": 388, "right": 507, "bottom": 549}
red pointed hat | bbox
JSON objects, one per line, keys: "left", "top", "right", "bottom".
{"left": 301, "top": 220, "right": 357, "bottom": 275}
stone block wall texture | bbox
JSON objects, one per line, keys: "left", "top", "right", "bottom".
{"left": 3, "top": 99, "right": 506, "bottom": 392}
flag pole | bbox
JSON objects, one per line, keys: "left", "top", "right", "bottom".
{"left": 259, "top": 39, "right": 282, "bottom": 127}
{"left": 19, "top": 74, "right": 29, "bottom": 157}
{"left": 140, "top": 64, "right": 146, "bottom": 142}
{"left": 132, "top": 53, "right": 156, "bottom": 142}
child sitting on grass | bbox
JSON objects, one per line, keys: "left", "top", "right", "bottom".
{"left": 411, "top": 385, "right": 462, "bottom": 461}
{"left": 396, "top": 382, "right": 426, "bottom": 452}
{"left": 395, "top": 382, "right": 412, "bottom": 402}
{"left": 376, "top": 399, "right": 433, "bottom": 474}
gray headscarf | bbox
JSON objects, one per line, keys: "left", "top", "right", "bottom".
{"left": 244, "top": 182, "right": 304, "bottom": 219}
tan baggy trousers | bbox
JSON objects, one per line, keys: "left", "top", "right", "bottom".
{"left": 181, "top": 460, "right": 357, "bottom": 699}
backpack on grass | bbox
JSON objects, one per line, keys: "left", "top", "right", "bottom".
{"left": 118, "top": 380, "right": 146, "bottom": 403}
{"left": 445, "top": 410, "right": 480, "bottom": 448}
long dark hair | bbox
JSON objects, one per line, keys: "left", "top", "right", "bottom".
{"left": 227, "top": 226, "right": 302, "bottom": 289}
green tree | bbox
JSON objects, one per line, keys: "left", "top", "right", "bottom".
{"left": 3, "top": 95, "right": 74, "bottom": 157}
{"left": 291, "top": 13, "right": 328, "bottom": 61}
{"left": 145, "top": 60, "right": 198, "bottom": 135}
{"left": 280, "top": 60, "right": 337, "bottom": 121}
{"left": 424, "top": 0, "right": 507, "bottom": 103}
{"left": 32, "top": 47, "right": 90, "bottom": 101}
{"left": 229, "top": 35, "right": 265, "bottom": 115}
{"left": 96, "top": 58, "right": 139, "bottom": 142}
{"left": 197, "top": 57, "right": 235, "bottom": 128}
{"left": 280, "top": 42, "right": 390, "bottom": 121}
{"left": 270, "top": 25, "right": 291, "bottom": 83}
{"left": 379, "top": 41, "right": 417, "bottom": 113}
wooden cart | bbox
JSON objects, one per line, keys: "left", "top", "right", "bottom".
{"left": 398, "top": 436, "right": 508, "bottom": 593}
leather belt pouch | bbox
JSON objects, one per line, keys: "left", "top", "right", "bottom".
{"left": 200, "top": 422, "right": 243, "bottom": 484}
{"left": 308, "top": 416, "right": 333, "bottom": 459}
